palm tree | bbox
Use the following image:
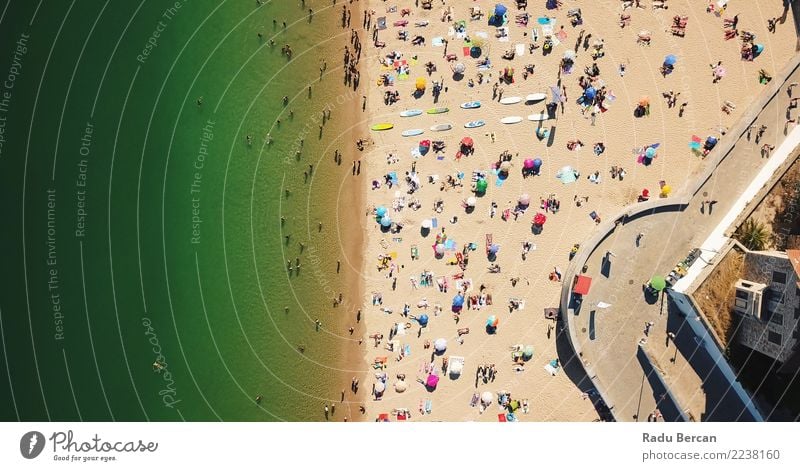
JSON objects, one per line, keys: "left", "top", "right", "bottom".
{"left": 736, "top": 219, "right": 771, "bottom": 251}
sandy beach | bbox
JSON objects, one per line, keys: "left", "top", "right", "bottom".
{"left": 353, "top": 0, "right": 797, "bottom": 421}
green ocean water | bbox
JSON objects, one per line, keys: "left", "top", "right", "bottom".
{"left": 0, "top": 0, "right": 363, "bottom": 421}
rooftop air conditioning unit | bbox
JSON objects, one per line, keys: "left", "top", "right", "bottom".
{"left": 734, "top": 280, "right": 767, "bottom": 320}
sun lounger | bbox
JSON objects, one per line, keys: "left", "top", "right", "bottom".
{"left": 411, "top": 245, "right": 419, "bottom": 260}
{"left": 498, "top": 413, "right": 507, "bottom": 422}
{"left": 425, "top": 399, "right": 432, "bottom": 414}
{"left": 485, "top": 234, "right": 493, "bottom": 255}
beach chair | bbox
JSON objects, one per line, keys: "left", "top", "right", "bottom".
{"left": 411, "top": 245, "right": 419, "bottom": 260}
{"left": 377, "top": 413, "right": 390, "bottom": 422}
{"left": 485, "top": 234, "right": 493, "bottom": 255}
{"left": 497, "top": 413, "right": 507, "bottom": 422}
{"left": 470, "top": 393, "right": 479, "bottom": 407}
{"left": 425, "top": 399, "right": 432, "bottom": 414}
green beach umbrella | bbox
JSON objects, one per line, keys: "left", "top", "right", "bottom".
{"left": 475, "top": 179, "right": 488, "bottom": 193}
{"left": 649, "top": 275, "right": 667, "bottom": 291}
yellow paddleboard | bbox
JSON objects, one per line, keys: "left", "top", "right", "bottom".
{"left": 370, "top": 123, "right": 394, "bottom": 131}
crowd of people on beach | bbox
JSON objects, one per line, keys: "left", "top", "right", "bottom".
{"left": 242, "top": 0, "right": 797, "bottom": 421}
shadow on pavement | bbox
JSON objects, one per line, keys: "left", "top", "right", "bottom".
{"left": 665, "top": 299, "right": 760, "bottom": 421}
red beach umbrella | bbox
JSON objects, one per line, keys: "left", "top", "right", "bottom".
{"left": 533, "top": 212, "right": 547, "bottom": 226}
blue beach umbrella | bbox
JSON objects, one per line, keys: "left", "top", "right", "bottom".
{"left": 452, "top": 294, "right": 465, "bottom": 307}
{"left": 417, "top": 314, "right": 429, "bottom": 327}
{"left": 533, "top": 158, "right": 542, "bottom": 168}
{"left": 645, "top": 147, "right": 656, "bottom": 158}
{"left": 494, "top": 3, "right": 507, "bottom": 16}
{"left": 380, "top": 216, "right": 392, "bottom": 227}
{"left": 376, "top": 206, "right": 388, "bottom": 217}
{"left": 489, "top": 244, "right": 500, "bottom": 254}
{"left": 584, "top": 86, "right": 596, "bottom": 100}
{"left": 664, "top": 54, "right": 677, "bottom": 66}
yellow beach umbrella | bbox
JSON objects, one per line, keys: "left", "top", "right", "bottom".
{"left": 416, "top": 77, "right": 426, "bottom": 91}
{"left": 660, "top": 185, "right": 672, "bottom": 197}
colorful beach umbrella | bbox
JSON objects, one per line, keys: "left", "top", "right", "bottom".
{"left": 417, "top": 314, "right": 429, "bottom": 326}
{"left": 449, "top": 359, "right": 463, "bottom": 375}
{"left": 533, "top": 212, "right": 547, "bottom": 226}
{"left": 416, "top": 77, "right": 427, "bottom": 90}
{"left": 461, "top": 136, "right": 474, "bottom": 147}
{"left": 557, "top": 166, "right": 577, "bottom": 184}
{"left": 475, "top": 179, "right": 488, "bottom": 193}
{"left": 664, "top": 54, "right": 677, "bottom": 66}
{"left": 533, "top": 157, "right": 542, "bottom": 168}
{"left": 452, "top": 294, "right": 465, "bottom": 307}
{"left": 523, "top": 158, "right": 535, "bottom": 169}
{"left": 489, "top": 244, "right": 500, "bottom": 254}
{"left": 645, "top": 147, "right": 657, "bottom": 158}
{"left": 426, "top": 374, "right": 440, "bottom": 388}
{"left": 376, "top": 206, "right": 388, "bottom": 217}
{"left": 486, "top": 315, "right": 498, "bottom": 328}
{"left": 660, "top": 185, "right": 672, "bottom": 197}
{"left": 584, "top": 86, "right": 596, "bottom": 100}
{"left": 523, "top": 345, "right": 534, "bottom": 359}
{"left": 380, "top": 216, "right": 392, "bottom": 227}
{"left": 649, "top": 275, "right": 667, "bottom": 291}
{"left": 481, "top": 391, "right": 494, "bottom": 404}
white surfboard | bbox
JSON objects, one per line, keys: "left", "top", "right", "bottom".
{"left": 401, "top": 129, "right": 425, "bottom": 137}
{"left": 430, "top": 123, "right": 453, "bottom": 132}
{"left": 400, "top": 109, "right": 423, "bottom": 117}
{"left": 527, "top": 113, "right": 549, "bottom": 121}
{"left": 500, "top": 96, "right": 522, "bottom": 105}
{"left": 460, "top": 101, "right": 481, "bottom": 109}
{"left": 500, "top": 116, "right": 523, "bottom": 124}
{"left": 464, "top": 120, "right": 485, "bottom": 128}
{"left": 526, "top": 93, "right": 547, "bottom": 102}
